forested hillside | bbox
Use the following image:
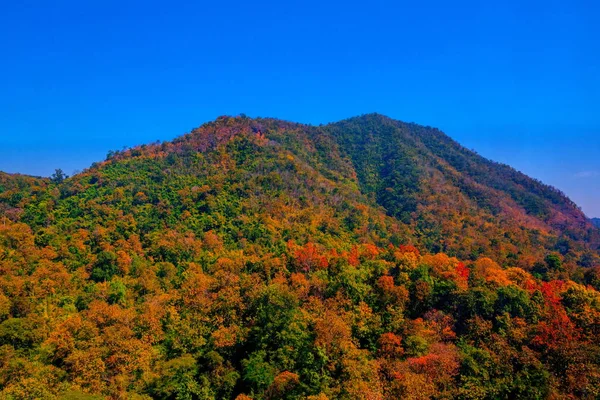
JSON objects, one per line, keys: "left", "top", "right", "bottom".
{"left": 0, "top": 115, "right": 599, "bottom": 399}
{"left": 326, "top": 114, "right": 599, "bottom": 266}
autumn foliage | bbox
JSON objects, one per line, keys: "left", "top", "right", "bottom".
{"left": 0, "top": 115, "right": 599, "bottom": 399}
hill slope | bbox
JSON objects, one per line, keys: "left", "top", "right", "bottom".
{"left": 325, "top": 114, "right": 599, "bottom": 266}
{"left": 91, "top": 114, "right": 600, "bottom": 268}
{"left": 0, "top": 115, "right": 599, "bottom": 399}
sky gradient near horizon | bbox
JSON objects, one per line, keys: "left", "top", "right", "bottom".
{"left": 1, "top": 0, "right": 599, "bottom": 216}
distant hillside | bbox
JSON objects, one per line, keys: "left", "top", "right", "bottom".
{"left": 593, "top": 218, "right": 600, "bottom": 228}
{"left": 0, "top": 172, "right": 48, "bottom": 220}
{"left": 325, "top": 114, "right": 598, "bottom": 266}
{"left": 2, "top": 115, "right": 597, "bottom": 268}
{"left": 71, "top": 114, "right": 598, "bottom": 268}
{"left": 0, "top": 114, "right": 599, "bottom": 399}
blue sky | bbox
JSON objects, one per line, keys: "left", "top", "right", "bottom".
{"left": 1, "top": 0, "right": 598, "bottom": 216}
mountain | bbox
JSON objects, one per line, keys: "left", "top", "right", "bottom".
{"left": 80, "top": 114, "right": 599, "bottom": 268}
{"left": 593, "top": 218, "right": 600, "bottom": 228}
{"left": 326, "top": 114, "right": 598, "bottom": 265}
{"left": 0, "top": 114, "right": 599, "bottom": 399}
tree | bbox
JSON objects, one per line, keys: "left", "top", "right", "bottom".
{"left": 50, "top": 168, "right": 67, "bottom": 183}
{"left": 545, "top": 253, "right": 564, "bottom": 272}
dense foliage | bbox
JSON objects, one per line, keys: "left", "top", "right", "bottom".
{"left": 0, "top": 115, "right": 599, "bottom": 399}
{"left": 326, "top": 115, "right": 599, "bottom": 266}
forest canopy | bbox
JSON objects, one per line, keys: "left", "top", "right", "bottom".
{"left": 0, "top": 115, "right": 599, "bottom": 399}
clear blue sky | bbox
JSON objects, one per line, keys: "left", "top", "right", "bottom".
{"left": 1, "top": 0, "right": 599, "bottom": 216}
